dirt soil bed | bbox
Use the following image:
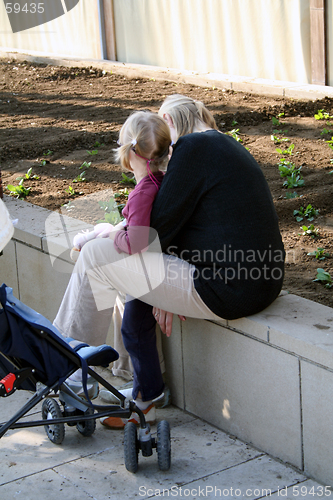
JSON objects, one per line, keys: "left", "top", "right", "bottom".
{"left": 1, "top": 59, "right": 332, "bottom": 308}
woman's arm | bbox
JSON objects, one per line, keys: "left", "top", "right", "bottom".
{"left": 150, "top": 136, "right": 207, "bottom": 250}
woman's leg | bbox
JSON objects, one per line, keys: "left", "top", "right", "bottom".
{"left": 54, "top": 237, "right": 222, "bottom": 342}
{"left": 53, "top": 254, "right": 116, "bottom": 345}
{"left": 53, "top": 237, "right": 222, "bottom": 408}
{"left": 111, "top": 294, "right": 134, "bottom": 380}
{"left": 121, "top": 297, "right": 164, "bottom": 402}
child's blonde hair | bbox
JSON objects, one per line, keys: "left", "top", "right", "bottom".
{"left": 115, "top": 111, "right": 171, "bottom": 172}
{"left": 158, "top": 94, "right": 218, "bottom": 141}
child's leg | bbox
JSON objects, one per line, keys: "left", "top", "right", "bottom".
{"left": 110, "top": 293, "right": 165, "bottom": 381}
{"left": 121, "top": 297, "right": 164, "bottom": 403}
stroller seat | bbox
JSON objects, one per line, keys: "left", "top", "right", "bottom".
{"left": 0, "top": 283, "right": 171, "bottom": 473}
{"left": 65, "top": 340, "right": 119, "bottom": 367}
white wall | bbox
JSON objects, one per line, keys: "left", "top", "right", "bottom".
{"left": 113, "top": 0, "right": 312, "bottom": 84}
{"left": 1, "top": 0, "right": 331, "bottom": 86}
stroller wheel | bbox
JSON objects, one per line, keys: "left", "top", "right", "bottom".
{"left": 124, "top": 421, "right": 139, "bottom": 473}
{"left": 156, "top": 420, "right": 171, "bottom": 471}
{"left": 42, "top": 398, "right": 65, "bottom": 445}
{"left": 76, "top": 407, "right": 96, "bottom": 436}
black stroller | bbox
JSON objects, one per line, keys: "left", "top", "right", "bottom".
{"left": 0, "top": 283, "right": 171, "bottom": 473}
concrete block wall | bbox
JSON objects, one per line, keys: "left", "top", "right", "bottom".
{"left": 1, "top": 195, "right": 333, "bottom": 486}
{"left": 162, "top": 297, "right": 333, "bottom": 487}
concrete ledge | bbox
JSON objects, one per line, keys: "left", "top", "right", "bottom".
{"left": 1, "top": 195, "right": 333, "bottom": 486}
{"left": 2, "top": 49, "right": 333, "bottom": 100}
{"left": 0, "top": 195, "right": 91, "bottom": 319}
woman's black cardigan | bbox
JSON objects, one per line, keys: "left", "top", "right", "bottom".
{"left": 150, "top": 130, "right": 285, "bottom": 320}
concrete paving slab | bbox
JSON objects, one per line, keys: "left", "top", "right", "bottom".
{"left": 0, "top": 387, "right": 324, "bottom": 499}
{"left": 2, "top": 468, "right": 93, "bottom": 500}
{"left": 50, "top": 423, "right": 270, "bottom": 499}
{"left": 185, "top": 455, "right": 306, "bottom": 499}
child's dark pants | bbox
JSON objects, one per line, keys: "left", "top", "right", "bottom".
{"left": 121, "top": 297, "right": 164, "bottom": 402}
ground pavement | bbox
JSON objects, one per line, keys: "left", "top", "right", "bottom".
{"left": 0, "top": 368, "right": 326, "bottom": 500}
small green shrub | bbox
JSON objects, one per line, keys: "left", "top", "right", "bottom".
{"left": 301, "top": 224, "right": 319, "bottom": 238}
{"left": 7, "top": 180, "right": 31, "bottom": 199}
{"left": 293, "top": 204, "right": 319, "bottom": 222}
{"left": 307, "top": 248, "right": 330, "bottom": 260}
{"left": 313, "top": 268, "right": 332, "bottom": 288}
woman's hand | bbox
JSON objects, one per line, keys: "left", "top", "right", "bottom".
{"left": 152, "top": 307, "right": 186, "bottom": 337}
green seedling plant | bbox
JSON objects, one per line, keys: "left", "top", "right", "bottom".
{"left": 271, "top": 135, "right": 289, "bottom": 144}
{"left": 278, "top": 159, "right": 299, "bottom": 177}
{"left": 86, "top": 149, "right": 98, "bottom": 156}
{"left": 325, "top": 137, "right": 333, "bottom": 153}
{"left": 80, "top": 161, "right": 91, "bottom": 170}
{"left": 284, "top": 191, "right": 300, "bottom": 199}
{"left": 307, "top": 248, "right": 330, "bottom": 260}
{"left": 271, "top": 115, "right": 284, "bottom": 127}
{"left": 321, "top": 128, "right": 332, "bottom": 135}
{"left": 283, "top": 172, "right": 304, "bottom": 188}
{"left": 227, "top": 128, "right": 242, "bottom": 143}
{"left": 273, "top": 128, "right": 289, "bottom": 134}
{"left": 73, "top": 171, "right": 86, "bottom": 183}
{"left": 293, "top": 204, "right": 319, "bottom": 222}
{"left": 97, "top": 197, "right": 123, "bottom": 224}
{"left": 62, "top": 200, "right": 75, "bottom": 212}
{"left": 93, "top": 141, "right": 104, "bottom": 148}
{"left": 314, "top": 109, "right": 333, "bottom": 120}
{"left": 65, "top": 186, "right": 76, "bottom": 196}
{"left": 277, "top": 159, "right": 304, "bottom": 188}
{"left": 120, "top": 172, "right": 136, "bottom": 185}
{"left": 16, "top": 167, "right": 39, "bottom": 181}
{"left": 43, "top": 149, "right": 53, "bottom": 156}
{"left": 271, "top": 113, "right": 287, "bottom": 132}
{"left": 114, "top": 188, "right": 129, "bottom": 199}
{"left": 7, "top": 179, "right": 31, "bottom": 199}
{"left": 39, "top": 159, "right": 48, "bottom": 166}
{"left": 313, "top": 268, "right": 332, "bottom": 288}
{"left": 276, "top": 143, "right": 295, "bottom": 156}
{"left": 301, "top": 224, "right": 319, "bottom": 238}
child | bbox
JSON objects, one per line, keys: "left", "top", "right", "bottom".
{"left": 71, "top": 111, "right": 171, "bottom": 256}
{"left": 68, "top": 111, "right": 172, "bottom": 425}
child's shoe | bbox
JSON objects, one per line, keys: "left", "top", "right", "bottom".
{"left": 99, "top": 383, "right": 171, "bottom": 408}
{"left": 65, "top": 370, "right": 99, "bottom": 400}
{"left": 100, "top": 403, "right": 156, "bottom": 429}
{"left": 99, "top": 387, "right": 133, "bottom": 404}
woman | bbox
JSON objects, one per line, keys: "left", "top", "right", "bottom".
{"left": 150, "top": 94, "right": 285, "bottom": 334}
{"left": 53, "top": 94, "right": 285, "bottom": 427}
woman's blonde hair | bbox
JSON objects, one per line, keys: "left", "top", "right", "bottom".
{"left": 158, "top": 94, "right": 218, "bottom": 141}
{"left": 115, "top": 111, "right": 171, "bottom": 172}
